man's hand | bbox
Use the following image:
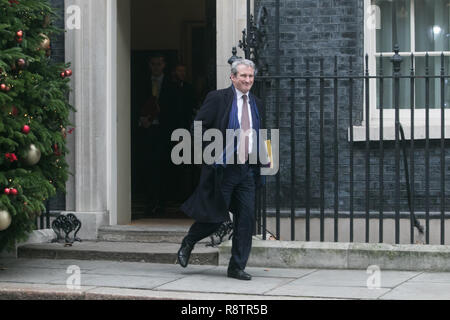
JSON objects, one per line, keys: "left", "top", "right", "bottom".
{"left": 139, "top": 116, "right": 151, "bottom": 128}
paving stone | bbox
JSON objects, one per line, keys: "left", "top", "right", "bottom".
{"left": 200, "top": 266, "right": 316, "bottom": 280}
{"left": 84, "top": 287, "right": 314, "bottom": 300}
{"left": 0, "top": 267, "right": 70, "bottom": 284}
{"left": 48, "top": 273, "right": 178, "bottom": 290}
{"left": 243, "top": 267, "right": 317, "bottom": 279}
{"left": 0, "top": 282, "right": 96, "bottom": 300}
{"left": 286, "top": 269, "right": 420, "bottom": 288}
{"left": 407, "top": 272, "right": 450, "bottom": 284}
{"left": 380, "top": 282, "right": 450, "bottom": 300}
{"left": 3, "top": 258, "right": 450, "bottom": 300}
{"left": 266, "top": 284, "right": 391, "bottom": 300}
{"left": 85, "top": 261, "right": 215, "bottom": 278}
{"left": 154, "top": 273, "right": 295, "bottom": 295}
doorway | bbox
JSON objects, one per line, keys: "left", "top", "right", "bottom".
{"left": 130, "top": 0, "right": 217, "bottom": 220}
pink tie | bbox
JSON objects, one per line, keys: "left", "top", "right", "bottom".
{"left": 239, "top": 95, "right": 250, "bottom": 164}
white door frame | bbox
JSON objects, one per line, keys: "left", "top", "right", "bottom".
{"left": 64, "top": 0, "right": 250, "bottom": 234}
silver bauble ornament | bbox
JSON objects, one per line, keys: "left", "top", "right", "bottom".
{"left": 0, "top": 210, "right": 12, "bottom": 231}
{"left": 23, "top": 144, "right": 41, "bottom": 166}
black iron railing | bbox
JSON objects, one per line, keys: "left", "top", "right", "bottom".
{"left": 35, "top": 200, "right": 51, "bottom": 230}
{"left": 252, "top": 49, "right": 450, "bottom": 245}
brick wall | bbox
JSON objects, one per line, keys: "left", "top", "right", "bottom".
{"left": 254, "top": 0, "right": 450, "bottom": 214}
{"left": 49, "top": 0, "right": 65, "bottom": 63}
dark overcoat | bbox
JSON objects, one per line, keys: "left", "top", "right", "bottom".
{"left": 180, "top": 86, "right": 264, "bottom": 223}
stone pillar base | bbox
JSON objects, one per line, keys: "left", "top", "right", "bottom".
{"left": 62, "top": 211, "right": 110, "bottom": 240}
{"left": 0, "top": 229, "right": 57, "bottom": 259}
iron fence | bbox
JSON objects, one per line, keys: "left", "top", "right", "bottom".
{"left": 34, "top": 200, "right": 51, "bottom": 230}
{"left": 253, "top": 48, "right": 450, "bottom": 245}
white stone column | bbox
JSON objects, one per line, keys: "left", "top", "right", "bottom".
{"left": 115, "top": 0, "right": 132, "bottom": 225}
{"left": 216, "top": 0, "right": 253, "bottom": 89}
{"left": 65, "top": 0, "right": 131, "bottom": 239}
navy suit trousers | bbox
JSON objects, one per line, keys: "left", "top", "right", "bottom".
{"left": 183, "top": 163, "right": 256, "bottom": 270}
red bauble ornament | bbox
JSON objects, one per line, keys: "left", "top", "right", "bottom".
{"left": 17, "top": 58, "right": 26, "bottom": 69}
{"left": 65, "top": 69, "right": 73, "bottom": 77}
{"left": 53, "top": 144, "right": 61, "bottom": 156}
{"left": 16, "top": 30, "right": 23, "bottom": 38}
{"left": 0, "top": 84, "right": 6, "bottom": 91}
{"left": 22, "top": 125, "right": 30, "bottom": 134}
{"left": 60, "top": 72, "right": 66, "bottom": 78}
{"left": 10, "top": 188, "right": 18, "bottom": 196}
{"left": 11, "top": 106, "right": 18, "bottom": 116}
{"left": 5, "top": 153, "right": 18, "bottom": 162}
{"left": 4, "top": 188, "right": 10, "bottom": 195}
{"left": 5, "top": 86, "right": 10, "bottom": 92}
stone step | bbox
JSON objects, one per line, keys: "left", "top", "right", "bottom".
{"left": 97, "top": 225, "right": 203, "bottom": 243}
{"left": 17, "top": 241, "right": 218, "bottom": 266}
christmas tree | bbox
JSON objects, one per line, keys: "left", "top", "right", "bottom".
{"left": 0, "top": 0, "right": 74, "bottom": 251}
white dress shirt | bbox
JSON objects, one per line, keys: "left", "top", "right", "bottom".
{"left": 235, "top": 89, "right": 254, "bottom": 154}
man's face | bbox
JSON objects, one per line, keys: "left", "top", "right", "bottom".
{"left": 175, "top": 66, "right": 186, "bottom": 81}
{"left": 231, "top": 64, "right": 255, "bottom": 94}
{"left": 149, "top": 57, "right": 165, "bottom": 77}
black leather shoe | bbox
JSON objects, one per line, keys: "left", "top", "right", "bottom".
{"left": 177, "top": 242, "right": 193, "bottom": 268}
{"left": 227, "top": 268, "right": 252, "bottom": 281}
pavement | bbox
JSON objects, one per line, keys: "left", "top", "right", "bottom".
{"left": 1, "top": 258, "right": 450, "bottom": 300}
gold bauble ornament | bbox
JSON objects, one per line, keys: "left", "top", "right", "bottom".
{"left": 39, "top": 33, "right": 51, "bottom": 50}
{"left": 23, "top": 144, "right": 41, "bottom": 166}
{"left": 0, "top": 210, "right": 12, "bottom": 231}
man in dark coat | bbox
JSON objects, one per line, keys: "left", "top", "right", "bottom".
{"left": 177, "top": 59, "right": 265, "bottom": 281}
{"left": 166, "top": 64, "right": 198, "bottom": 201}
{"left": 139, "top": 53, "right": 175, "bottom": 215}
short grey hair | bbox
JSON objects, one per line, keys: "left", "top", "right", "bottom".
{"left": 231, "top": 59, "right": 256, "bottom": 76}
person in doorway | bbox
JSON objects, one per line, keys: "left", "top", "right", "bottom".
{"left": 176, "top": 59, "right": 266, "bottom": 280}
{"left": 163, "top": 64, "right": 198, "bottom": 202}
{"left": 139, "top": 53, "right": 173, "bottom": 216}
{"left": 173, "top": 64, "right": 197, "bottom": 130}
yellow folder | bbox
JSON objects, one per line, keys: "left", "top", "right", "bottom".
{"left": 265, "top": 139, "right": 273, "bottom": 169}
